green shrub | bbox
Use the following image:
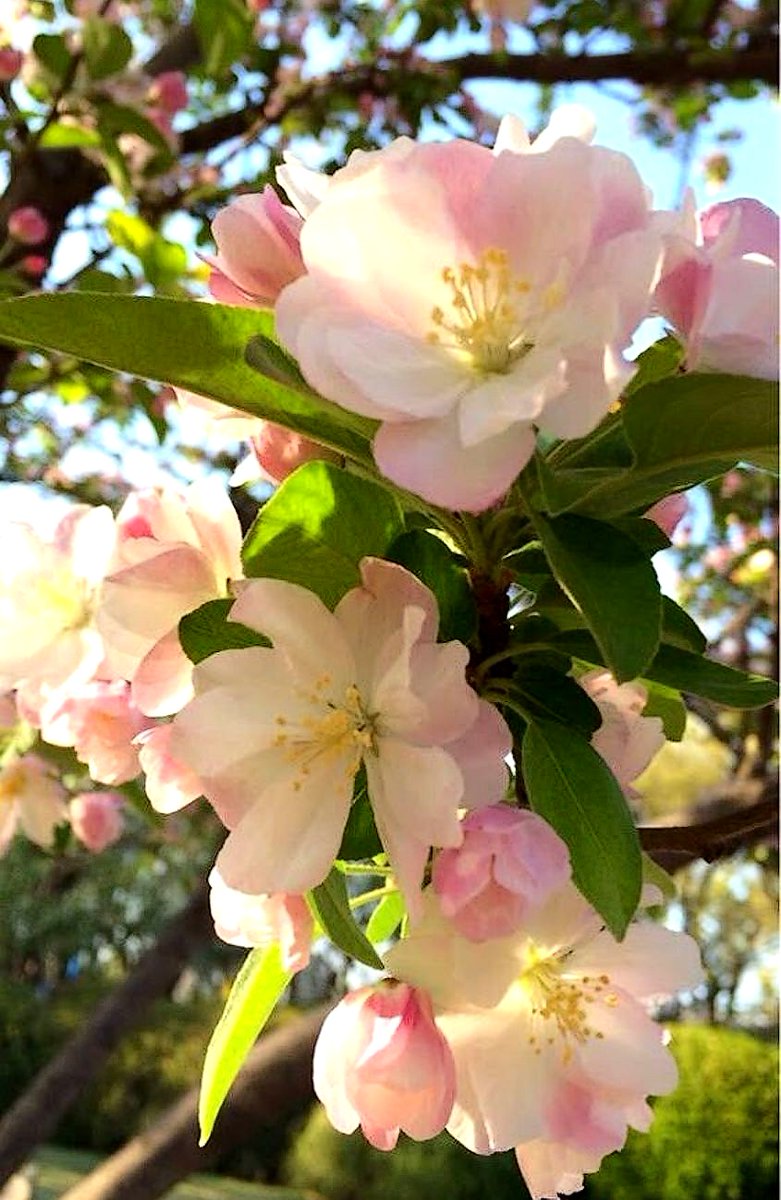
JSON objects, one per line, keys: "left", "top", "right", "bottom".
{"left": 588, "top": 1023, "right": 779, "bottom": 1200}
{"left": 283, "top": 1024, "right": 778, "bottom": 1200}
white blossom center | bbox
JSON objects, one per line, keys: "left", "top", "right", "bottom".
{"left": 273, "top": 676, "right": 378, "bottom": 791}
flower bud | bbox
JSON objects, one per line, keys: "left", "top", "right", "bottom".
{"left": 70, "top": 791, "right": 124, "bottom": 853}
{"left": 8, "top": 206, "right": 49, "bottom": 245}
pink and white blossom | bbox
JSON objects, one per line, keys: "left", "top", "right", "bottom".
{"left": 249, "top": 422, "right": 339, "bottom": 484}
{"left": 0, "top": 506, "right": 115, "bottom": 698}
{"left": 432, "top": 805, "right": 570, "bottom": 941}
{"left": 97, "top": 480, "right": 243, "bottom": 716}
{"left": 655, "top": 196, "right": 779, "bottom": 379}
{"left": 579, "top": 670, "right": 665, "bottom": 796}
{"left": 276, "top": 111, "right": 662, "bottom": 511}
{"left": 7, "top": 206, "right": 49, "bottom": 245}
{"left": 38, "top": 680, "right": 146, "bottom": 785}
{"left": 136, "top": 723, "right": 204, "bottom": 813}
{"left": 170, "top": 558, "right": 511, "bottom": 910}
{"left": 385, "top": 883, "right": 702, "bottom": 1182}
{"left": 313, "top": 981, "right": 456, "bottom": 1150}
{"left": 69, "top": 791, "right": 124, "bottom": 853}
{"left": 0, "top": 755, "right": 67, "bottom": 855}
{"left": 209, "top": 185, "right": 305, "bottom": 307}
{"left": 208, "top": 868, "right": 312, "bottom": 972}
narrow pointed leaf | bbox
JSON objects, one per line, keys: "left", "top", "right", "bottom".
{"left": 308, "top": 869, "right": 384, "bottom": 969}
{"left": 522, "top": 720, "right": 642, "bottom": 939}
{"left": 199, "top": 944, "right": 291, "bottom": 1145}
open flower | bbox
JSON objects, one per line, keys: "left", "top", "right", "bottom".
{"left": 170, "top": 557, "right": 510, "bottom": 910}
{"left": 313, "top": 981, "right": 456, "bottom": 1150}
{"left": 0, "top": 506, "right": 115, "bottom": 699}
{"left": 208, "top": 185, "right": 305, "bottom": 307}
{"left": 97, "top": 480, "right": 243, "bottom": 717}
{"left": 38, "top": 680, "right": 146, "bottom": 785}
{"left": 0, "top": 755, "right": 67, "bottom": 855}
{"left": 276, "top": 109, "right": 662, "bottom": 511}
{"left": 386, "top": 882, "right": 702, "bottom": 1192}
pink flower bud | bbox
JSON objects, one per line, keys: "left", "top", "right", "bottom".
{"left": 209, "top": 186, "right": 304, "bottom": 306}
{"left": 147, "top": 70, "right": 188, "bottom": 115}
{"left": 645, "top": 492, "right": 688, "bottom": 538}
{"left": 208, "top": 868, "right": 312, "bottom": 972}
{"left": 0, "top": 48, "right": 23, "bottom": 81}
{"left": 8, "top": 206, "right": 49, "bottom": 245}
{"left": 70, "top": 791, "right": 124, "bottom": 853}
{"left": 250, "top": 421, "right": 339, "bottom": 484}
{"left": 432, "top": 806, "right": 571, "bottom": 941}
{"left": 314, "top": 982, "right": 456, "bottom": 1150}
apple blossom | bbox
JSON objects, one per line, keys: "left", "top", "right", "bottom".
{"left": 20, "top": 254, "right": 48, "bottom": 277}
{"left": 208, "top": 868, "right": 312, "bottom": 972}
{"left": 249, "top": 422, "right": 340, "bottom": 484}
{"left": 276, "top": 110, "right": 662, "bottom": 511}
{"left": 313, "top": 981, "right": 456, "bottom": 1150}
{"left": 135, "top": 723, "right": 204, "bottom": 813}
{"left": 0, "top": 755, "right": 67, "bottom": 855}
{"left": 0, "top": 506, "right": 115, "bottom": 699}
{"left": 69, "top": 791, "right": 125, "bottom": 853}
{"left": 579, "top": 670, "right": 665, "bottom": 796}
{"left": 97, "top": 480, "right": 243, "bottom": 716}
{"left": 432, "top": 805, "right": 571, "bottom": 941}
{"left": 38, "top": 680, "right": 146, "bottom": 786}
{"left": 386, "top": 881, "right": 702, "bottom": 1183}
{"left": 147, "top": 70, "right": 188, "bottom": 115}
{"left": 170, "top": 557, "right": 511, "bottom": 909}
{"left": 655, "top": 196, "right": 779, "bottom": 379}
{"left": 7, "top": 206, "right": 49, "bottom": 245}
{"left": 209, "top": 186, "right": 305, "bottom": 307}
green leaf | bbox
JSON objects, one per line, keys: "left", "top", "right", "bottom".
{"left": 106, "top": 211, "right": 188, "bottom": 289}
{"left": 245, "top": 333, "right": 312, "bottom": 391}
{"left": 32, "top": 33, "right": 70, "bottom": 81}
{"left": 640, "top": 679, "right": 687, "bottom": 741}
{"left": 39, "top": 122, "right": 102, "bottom": 149}
{"left": 96, "top": 100, "right": 174, "bottom": 157}
{"left": 82, "top": 16, "right": 132, "bottom": 79}
{"left": 194, "top": 0, "right": 254, "bottom": 75}
{"left": 532, "top": 512, "right": 662, "bottom": 682}
{"left": 388, "top": 529, "right": 477, "bottom": 643}
{"left": 366, "top": 892, "right": 405, "bottom": 944}
{"left": 661, "top": 596, "right": 707, "bottom": 654}
{"left": 624, "top": 335, "right": 685, "bottom": 396}
{"left": 535, "top": 372, "right": 777, "bottom": 518}
{"left": 338, "top": 774, "right": 382, "bottom": 860}
{"left": 505, "top": 664, "right": 602, "bottom": 737}
{"left": 179, "top": 598, "right": 269, "bottom": 665}
{"left": 0, "top": 294, "right": 375, "bottom": 465}
{"left": 550, "top": 630, "right": 778, "bottom": 710}
{"left": 199, "top": 944, "right": 291, "bottom": 1145}
{"left": 308, "top": 869, "right": 384, "bottom": 969}
{"left": 242, "top": 461, "right": 403, "bottom": 608}
{"left": 521, "top": 720, "right": 642, "bottom": 939}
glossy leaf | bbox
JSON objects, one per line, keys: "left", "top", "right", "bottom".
{"left": 308, "top": 869, "right": 384, "bottom": 970}
{"left": 0, "top": 294, "right": 375, "bottom": 465}
{"left": 82, "top": 17, "right": 132, "bottom": 80}
{"left": 640, "top": 679, "right": 687, "bottom": 741}
{"left": 242, "top": 461, "right": 403, "bottom": 608}
{"left": 505, "top": 664, "right": 602, "bottom": 737}
{"left": 199, "top": 944, "right": 291, "bottom": 1145}
{"left": 366, "top": 892, "right": 405, "bottom": 944}
{"left": 532, "top": 513, "right": 662, "bottom": 682}
{"left": 522, "top": 720, "right": 642, "bottom": 939}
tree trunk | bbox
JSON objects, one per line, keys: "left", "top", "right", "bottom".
{"left": 0, "top": 883, "right": 211, "bottom": 1186}
{"left": 60, "top": 1005, "right": 329, "bottom": 1200}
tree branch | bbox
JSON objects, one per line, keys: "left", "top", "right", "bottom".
{"left": 640, "top": 791, "right": 778, "bottom": 872}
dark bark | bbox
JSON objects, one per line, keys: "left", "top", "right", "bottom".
{"left": 59, "top": 1005, "right": 329, "bottom": 1200}
{"left": 0, "top": 883, "right": 211, "bottom": 1187}
{"left": 639, "top": 784, "right": 778, "bottom": 872}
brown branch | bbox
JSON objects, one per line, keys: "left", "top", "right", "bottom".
{"left": 640, "top": 793, "right": 778, "bottom": 872}
{"left": 179, "top": 42, "right": 778, "bottom": 156}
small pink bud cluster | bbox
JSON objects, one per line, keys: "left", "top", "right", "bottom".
{"left": 0, "top": 47, "right": 23, "bottom": 81}
{"left": 70, "top": 791, "right": 125, "bottom": 853}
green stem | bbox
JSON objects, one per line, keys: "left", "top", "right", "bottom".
{"left": 349, "top": 886, "right": 396, "bottom": 910}
{"left": 337, "top": 861, "right": 392, "bottom": 876}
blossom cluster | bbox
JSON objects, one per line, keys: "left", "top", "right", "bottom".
{"left": 0, "top": 104, "right": 774, "bottom": 1198}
